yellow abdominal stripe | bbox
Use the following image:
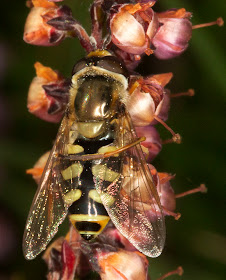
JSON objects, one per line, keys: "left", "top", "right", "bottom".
{"left": 61, "top": 163, "right": 83, "bottom": 180}
{"left": 67, "top": 144, "right": 84, "bottom": 154}
{"left": 88, "top": 189, "right": 102, "bottom": 203}
{"left": 97, "top": 145, "right": 119, "bottom": 157}
{"left": 63, "top": 189, "right": 82, "bottom": 205}
{"left": 99, "top": 192, "right": 115, "bottom": 207}
{"left": 69, "top": 214, "right": 110, "bottom": 235}
{"left": 92, "top": 164, "right": 119, "bottom": 182}
{"left": 69, "top": 130, "right": 78, "bottom": 144}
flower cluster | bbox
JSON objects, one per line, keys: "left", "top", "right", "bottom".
{"left": 23, "top": 0, "right": 222, "bottom": 279}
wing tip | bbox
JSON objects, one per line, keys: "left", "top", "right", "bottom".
{"left": 144, "top": 245, "right": 164, "bottom": 258}
{"left": 23, "top": 247, "right": 38, "bottom": 260}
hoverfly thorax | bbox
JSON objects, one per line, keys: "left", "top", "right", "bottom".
{"left": 69, "top": 51, "right": 129, "bottom": 139}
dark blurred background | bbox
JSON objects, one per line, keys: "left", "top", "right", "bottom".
{"left": 0, "top": 0, "right": 225, "bottom": 279}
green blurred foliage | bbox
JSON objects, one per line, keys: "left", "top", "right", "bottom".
{"left": 0, "top": 0, "right": 225, "bottom": 279}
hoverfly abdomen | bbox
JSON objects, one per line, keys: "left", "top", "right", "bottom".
{"left": 66, "top": 136, "right": 121, "bottom": 241}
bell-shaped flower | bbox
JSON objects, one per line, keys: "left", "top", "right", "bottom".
{"left": 24, "top": 0, "right": 73, "bottom": 46}
{"left": 127, "top": 73, "right": 173, "bottom": 126}
{"left": 27, "top": 62, "right": 69, "bottom": 123}
{"left": 110, "top": 2, "right": 159, "bottom": 55}
{"left": 152, "top": 8, "right": 192, "bottom": 59}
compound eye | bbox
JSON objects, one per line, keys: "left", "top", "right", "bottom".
{"left": 97, "top": 56, "right": 129, "bottom": 77}
{"left": 72, "top": 59, "right": 88, "bottom": 76}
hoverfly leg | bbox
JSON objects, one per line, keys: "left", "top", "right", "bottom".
{"left": 103, "top": 136, "right": 146, "bottom": 158}
{"left": 60, "top": 137, "right": 146, "bottom": 161}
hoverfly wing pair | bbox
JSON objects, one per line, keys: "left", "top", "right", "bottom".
{"left": 23, "top": 117, "right": 73, "bottom": 260}
{"left": 94, "top": 113, "right": 165, "bottom": 258}
{"left": 23, "top": 110, "right": 165, "bottom": 260}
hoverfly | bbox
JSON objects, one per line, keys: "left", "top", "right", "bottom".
{"left": 23, "top": 50, "right": 165, "bottom": 260}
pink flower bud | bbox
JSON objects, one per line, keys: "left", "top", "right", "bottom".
{"left": 152, "top": 9, "right": 192, "bottom": 59}
{"left": 97, "top": 249, "right": 148, "bottom": 280}
{"left": 135, "top": 125, "right": 162, "bottom": 161}
{"left": 24, "top": 0, "right": 70, "bottom": 46}
{"left": 27, "top": 62, "right": 68, "bottom": 123}
{"left": 110, "top": 2, "right": 159, "bottom": 55}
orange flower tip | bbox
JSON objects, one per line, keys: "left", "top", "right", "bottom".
{"left": 152, "top": 73, "right": 173, "bottom": 87}
{"left": 34, "top": 62, "right": 59, "bottom": 81}
{"left": 28, "top": 103, "right": 43, "bottom": 112}
{"left": 158, "top": 172, "right": 176, "bottom": 183}
{"left": 157, "top": 8, "right": 191, "bottom": 20}
{"left": 172, "top": 133, "right": 182, "bottom": 144}
{"left": 126, "top": 3, "right": 142, "bottom": 14}
{"left": 26, "top": 167, "right": 43, "bottom": 176}
{"left": 32, "top": 0, "right": 57, "bottom": 8}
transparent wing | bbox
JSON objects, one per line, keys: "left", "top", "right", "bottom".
{"left": 94, "top": 111, "right": 165, "bottom": 257}
{"left": 23, "top": 115, "right": 78, "bottom": 260}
